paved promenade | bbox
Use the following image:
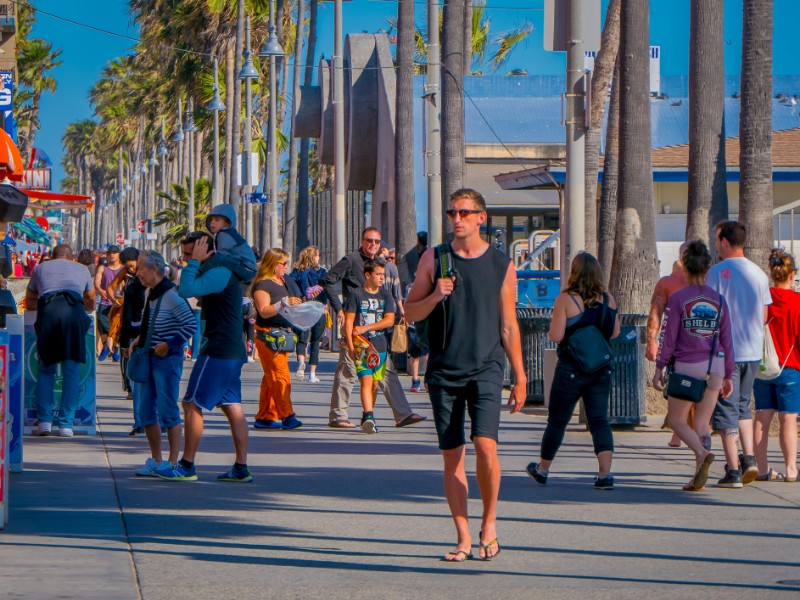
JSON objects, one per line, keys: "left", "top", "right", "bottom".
{"left": 3, "top": 354, "right": 800, "bottom": 599}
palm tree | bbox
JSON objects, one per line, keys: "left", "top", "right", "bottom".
{"left": 284, "top": 0, "right": 306, "bottom": 256}
{"left": 738, "top": 0, "right": 773, "bottom": 268}
{"left": 440, "top": 0, "right": 466, "bottom": 238}
{"left": 16, "top": 38, "right": 63, "bottom": 161}
{"left": 296, "top": 0, "right": 318, "bottom": 251}
{"left": 608, "top": 0, "right": 659, "bottom": 314}
{"left": 584, "top": 0, "right": 621, "bottom": 256}
{"left": 597, "top": 57, "right": 621, "bottom": 283}
{"left": 154, "top": 178, "right": 213, "bottom": 245}
{"left": 395, "top": 0, "right": 416, "bottom": 256}
{"left": 686, "top": 0, "right": 728, "bottom": 245}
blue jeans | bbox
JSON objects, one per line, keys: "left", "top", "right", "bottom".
{"left": 135, "top": 354, "right": 184, "bottom": 429}
{"left": 36, "top": 360, "right": 82, "bottom": 427}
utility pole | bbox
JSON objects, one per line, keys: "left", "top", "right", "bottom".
{"left": 208, "top": 57, "right": 225, "bottom": 205}
{"left": 241, "top": 17, "right": 257, "bottom": 245}
{"left": 426, "top": 0, "right": 442, "bottom": 247}
{"left": 268, "top": 0, "right": 280, "bottom": 248}
{"left": 185, "top": 99, "right": 198, "bottom": 233}
{"left": 333, "top": 0, "right": 346, "bottom": 260}
{"left": 564, "top": 0, "right": 586, "bottom": 280}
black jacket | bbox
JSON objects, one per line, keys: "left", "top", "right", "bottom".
{"left": 119, "top": 275, "right": 147, "bottom": 348}
{"left": 320, "top": 249, "right": 373, "bottom": 313}
{"left": 35, "top": 290, "right": 91, "bottom": 367}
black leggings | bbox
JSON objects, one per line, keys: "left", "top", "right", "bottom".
{"left": 297, "top": 313, "right": 327, "bottom": 365}
{"left": 540, "top": 360, "right": 614, "bottom": 461}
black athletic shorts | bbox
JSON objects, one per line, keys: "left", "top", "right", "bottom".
{"left": 428, "top": 379, "right": 503, "bottom": 450}
{"left": 96, "top": 304, "right": 112, "bottom": 335}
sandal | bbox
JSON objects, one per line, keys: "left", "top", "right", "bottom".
{"left": 442, "top": 549, "right": 472, "bottom": 562}
{"left": 755, "top": 468, "right": 786, "bottom": 482}
{"left": 328, "top": 420, "right": 356, "bottom": 428}
{"left": 693, "top": 452, "right": 714, "bottom": 490}
{"left": 478, "top": 531, "right": 501, "bottom": 561}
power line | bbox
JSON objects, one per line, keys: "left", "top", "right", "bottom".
{"left": 366, "top": 0, "right": 543, "bottom": 10}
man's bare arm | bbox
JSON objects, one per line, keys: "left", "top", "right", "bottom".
{"left": 499, "top": 263, "right": 527, "bottom": 413}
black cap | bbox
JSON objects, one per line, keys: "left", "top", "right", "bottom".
{"left": 180, "top": 230, "right": 210, "bottom": 245}
{"left": 106, "top": 245, "right": 121, "bottom": 254}
{"left": 417, "top": 231, "right": 428, "bottom": 247}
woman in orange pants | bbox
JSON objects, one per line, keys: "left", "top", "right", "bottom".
{"left": 251, "top": 248, "right": 304, "bottom": 430}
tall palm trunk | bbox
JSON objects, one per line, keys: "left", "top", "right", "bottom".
{"left": 224, "top": 43, "right": 235, "bottom": 202}
{"left": 284, "top": 0, "right": 306, "bottom": 256}
{"left": 686, "top": 0, "right": 728, "bottom": 244}
{"left": 228, "top": 2, "right": 245, "bottom": 204}
{"left": 597, "top": 57, "right": 621, "bottom": 283}
{"left": 395, "top": 0, "right": 416, "bottom": 255}
{"left": 585, "top": 0, "right": 621, "bottom": 255}
{"left": 738, "top": 0, "right": 773, "bottom": 267}
{"left": 297, "top": 0, "right": 318, "bottom": 250}
{"left": 463, "top": 0, "right": 473, "bottom": 74}
{"left": 609, "top": 0, "right": 659, "bottom": 314}
{"left": 441, "top": 0, "right": 466, "bottom": 237}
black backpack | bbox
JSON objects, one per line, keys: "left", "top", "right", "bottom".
{"left": 564, "top": 293, "right": 614, "bottom": 373}
{"left": 414, "top": 244, "right": 452, "bottom": 350}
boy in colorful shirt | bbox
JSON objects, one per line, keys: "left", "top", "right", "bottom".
{"left": 344, "top": 258, "right": 396, "bottom": 434}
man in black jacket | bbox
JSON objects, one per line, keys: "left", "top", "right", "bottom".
{"left": 321, "top": 227, "right": 426, "bottom": 429}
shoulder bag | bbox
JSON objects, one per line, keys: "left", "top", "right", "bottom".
{"left": 127, "top": 296, "right": 164, "bottom": 384}
{"left": 564, "top": 293, "right": 614, "bottom": 374}
{"left": 756, "top": 318, "right": 795, "bottom": 380}
{"left": 665, "top": 302, "right": 719, "bottom": 403}
{"left": 257, "top": 328, "right": 298, "bottom": 353}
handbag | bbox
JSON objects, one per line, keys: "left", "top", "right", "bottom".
{"left": 756, "top": 319, "right": 794, "bottom": 380}
{"left": 564, "top": 293, "right": 613, "bottom": 374}
{"left": 127, "top": 296, "right": 163, "bottom": 384}
{"left": 665, "top": 306, "right": 719, "bottom": 403}
{"left": 391, "top": 319, "right": 409, "bottom": 353}
{"left": 257, "top": 328, "right": 298, "bottom": 353}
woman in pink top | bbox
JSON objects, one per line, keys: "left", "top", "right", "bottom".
{"left": 753, "top": 249, "right": 800, "bottom": 482}
{"left": 653, "top": 241, "right": 734, "bottom": 491}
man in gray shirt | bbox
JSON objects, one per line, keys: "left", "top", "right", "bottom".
{"left": 26, "top": 245, "right": 95, "bottom": 437}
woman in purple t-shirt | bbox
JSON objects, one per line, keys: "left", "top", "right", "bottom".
{"left": 653, "top": 240, "right": 735, "bottom": 491}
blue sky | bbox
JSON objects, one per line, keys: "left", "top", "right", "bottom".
{"left": 29, "top": 0, "right": 800, "bottom": 190}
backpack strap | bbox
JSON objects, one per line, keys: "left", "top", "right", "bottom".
{"left": 437, "top": 243, "right": 451, "bottom": 279}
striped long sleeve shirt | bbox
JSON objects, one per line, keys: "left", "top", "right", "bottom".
{"left": 142, "top": 287, "right": 197, "bottom": 355}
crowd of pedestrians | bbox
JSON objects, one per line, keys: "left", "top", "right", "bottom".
{"left": 20, "top": 187, "right": 799, "bottom": 562}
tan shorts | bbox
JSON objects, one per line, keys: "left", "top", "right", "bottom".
{"left": 674, "top": 356, "right": 725, "bottom": 391}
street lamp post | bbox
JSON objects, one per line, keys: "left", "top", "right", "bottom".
{"left": 239, "top": 18, "right": 259, "bottom": 245}
{"left": 149, "top": 144, "right": 159, "bottom": 249}
{"left": 208, "top": 57, "right": 225, "bottom": 206}
{"left": 184, "top": 99, "right": 199, "bottom": 233}
{"left": 260, "top": 0, "right": 284, "bottom": 251}
{"left": 426, "top": 0, "right": 442, "bottom": 247}
{"left": 333, "top": 0, "right": 346, "bottom": 260}
{"left": 172, "top": 99, "right": 185, "bottom": 186}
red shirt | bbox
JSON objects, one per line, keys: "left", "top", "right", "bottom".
{"left": 767, "top": 287, "right": 800, "bottom": 371}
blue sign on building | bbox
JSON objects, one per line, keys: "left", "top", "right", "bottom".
{"left": 247, "top": 192, "right": 269, "bottom": 204}
{"left": 0, "top": 71, "right": 12, "bottom": 111}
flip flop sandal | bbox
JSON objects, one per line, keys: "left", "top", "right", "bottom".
{"left": 693, "top": 453, "right": 714, "bottom": 490}
{"left": 442, "top": 550, "right": 472, "bottom": 562}
{"left": 478, "top": 531, "right": 501, "bottom": 561}
{"left": 328, "top": 420, "right": 356, "bottom": 428}
{"left": 755, "top": 468, "right": 786, "bottom": 482}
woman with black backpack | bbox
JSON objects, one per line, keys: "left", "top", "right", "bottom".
{"left": 526, "top": 252, "right": 620, "bottom": 490}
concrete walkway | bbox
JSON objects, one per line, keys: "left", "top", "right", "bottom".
{"left": 3, "top": 354, "right": 800, "bottom": 599}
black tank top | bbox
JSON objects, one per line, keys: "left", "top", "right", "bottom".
{"left": 426, "top": 244, "right": 511, "bottom": 386}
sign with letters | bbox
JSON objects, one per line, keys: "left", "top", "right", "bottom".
{"left": 0, "top": 72, "right": 12, "bottom": 111}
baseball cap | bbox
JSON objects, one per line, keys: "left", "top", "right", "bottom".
{"left": 106, "top": 245, "right": 121, "bottom": 254}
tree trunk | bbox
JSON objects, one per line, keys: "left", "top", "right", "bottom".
{"left": 686, "top": 0, "right": 728, "bottom": 244}
{"left": 297, "top": 0, "right": 318, "bottom": 251}
{"left": 463, "top": 0, "right": 473, "bottom": 75}
{"left": 598, "top": 57, "right": 621, "bottom": 283}
{"left": 395, "top": 0, "right": 417, "bottom": 255}
{"left": 609, "top": 0, "right": 659, "bottom": 314}
{"left": 284, "top": 0, "right": 305, "bottom": 257}
{"left": 585, "top": 0, "right": 621, "bottom": 256}
{"left": 738, "top": 0, "right": 773, "bottom": 268}
{"left": 229, "top": 4, "right": 245, "bottom": 204}
{"left": 440, "top": 0, "right": 466, "bottom": 237}
{"left": 223, "top": 43, "right": 235, "bottom": 202}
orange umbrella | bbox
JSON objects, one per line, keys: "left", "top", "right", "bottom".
{"left": 0, "top": 128, "right": 24, "bottom": 182}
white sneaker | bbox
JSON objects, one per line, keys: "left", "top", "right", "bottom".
{"left": 308, "top": 375, "right": 320, "bottom": 383}
{"left": 136, "top": 458, "right": 173, "bottom": 477}
{"left": 59, "top": 428, "right": 74, "bottom": 438}
{"left": 296, "top": 363, "right": 306, "bottom": 381}
{"left": 246, "top": 356, "right": 255, "bottom": 363}
{"left": 37, "top": 422, "right": 52, "bottom": 436}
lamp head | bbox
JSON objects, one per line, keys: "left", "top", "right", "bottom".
{"left": 258, "top": 26, "right": 284, "bottom": 58}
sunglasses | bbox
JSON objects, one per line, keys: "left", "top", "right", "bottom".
{"left": 388, "top": 255, "right": 396, "bottom": 260}
{"left": 446, "top": 209, "right": 484, "bottom": 219}
{"left": 363, "top": 238, "right": 381, "bottom": 244}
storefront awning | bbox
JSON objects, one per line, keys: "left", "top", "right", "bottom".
{"left": 0, "top": 129, "right": 24, "bottom": 182}
{"left": 25, "top": 190, "right": 94, "bottom": 211}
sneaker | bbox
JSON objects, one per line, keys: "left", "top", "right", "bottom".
{"left": 136, "top": 458, "right": 173, "bottom": 477}
{"left": 59, "top": 427, "right": 74, "bottom": 438}
{"left": 717, "top": 465, "right": 743, "bottom": 488}
{"left": 525, "top": 462, "right": 548, "bottom": 486}
{"left": 37, "top": 422, "right": 52, "bottom": 436}
{"left": 410, "top": 379, "right": 421, "bottom": 393}
{"left": 253, "top": 419, "right": 283, "bottom": 430}
{"left": 128, "top": 426, "right": 144, "bottom": 436}
{"left": 361, "top": 415, "right": 379, "bottom": 434}
{"left": 112, "top": 351, "right": 121, "bottom": 362}
{"left": 155, "top": 462, "right": 197, "bottom": 481}
{"left": 246, "top": 356, "right": 255, "bottom": 363}
{"left": 98, "top": 347, "right": 110, "bottom": 361}
{"left": 296, "top": 363, "right": 306, "bottom": 381}
{"left": 282, "top": 414, "right": 303, "bottom": 430}
{"left": 739, "top": 453, "right": 758, "bottom": 485}
{"left": 594, "top": 475, "right": 614, "bottom": 490}
{"left": 218, "top": 465, "right": 253, "bottom": 483}
{"left": 308, "top": 375, "right": 321, "bottom": 383}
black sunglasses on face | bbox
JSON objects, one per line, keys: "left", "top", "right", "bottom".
{"left": 446, "top": 209, "right": 483, "bottom": 219}
{"left": 363, "top": 238, "right": 381, "bottom": 244}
